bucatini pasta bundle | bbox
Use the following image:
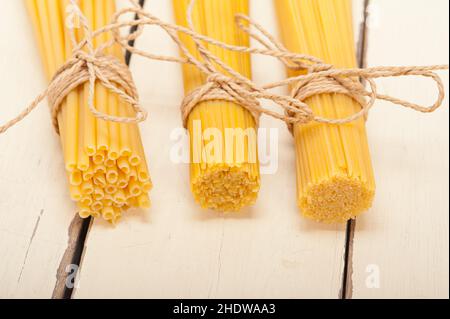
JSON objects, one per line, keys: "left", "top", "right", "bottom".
{"left": 275, "top": 0, "right": 375, "bottom": 223}
{"left": 173, "top": 0, "right": 260, "bottom": 212}
{"left": 25, "top": 0, "right": 152, "bottom": 223}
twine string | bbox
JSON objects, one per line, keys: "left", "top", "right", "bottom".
{"left": 0, "top": 0, "right": 146, "bottom": 135}
{"left": 1, "top": 0, "right": 448, "bottom": 136}
{"left": 109, "top": 4, "right": 323, "bottom": 127}
{"left": 109, "top": 0, "right": 448, "bottom": 131}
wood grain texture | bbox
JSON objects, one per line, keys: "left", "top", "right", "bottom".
{"left": 5, "top": 0, "right": 444, "bottom": 300}
{"left": 73, "top": 0, "right": 366, "bottom": 299}
{"left": 350, "top": 0, "right": 449, "bottom": 299}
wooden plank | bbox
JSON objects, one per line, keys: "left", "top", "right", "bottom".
{"left": 350, "top": 0, "right": 449, "bottom": 299}
{"left": 0, "top": 1, "right": 79, "bottom": 298}
{"left": 343, "top": 0, "right": 370, "bottom": 299}
{"left": 74, "top": 0, "right": 366, "bottom": 299}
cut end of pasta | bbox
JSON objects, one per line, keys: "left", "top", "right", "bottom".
{"left": 175, "top": 0, "right": 260, "bottom": 212}
{"left": 27, "top": 0, "right": 153, "bottom": 226}
{"left": 75, "top": 157, "right": 153, "bottom": 224}
{"left": 192, "top": 167, "right": 260, "bottom": 212}
{"left": 299, "top": 175, "right": 375, "bottom": 224}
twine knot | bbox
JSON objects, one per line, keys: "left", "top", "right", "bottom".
{"left": 181, "top": 73, "right": 261, "bottom": 128}
{"left": 1, "top": 0, "right": 448, "bottom": 138}
{"left": 0, "top": 0, "right": 147, "bottom": 136}
{"left": 282, "top": 64, "right": 448, "bottom": 132}
{"left": 47, "top": 50, "right": 146, "bottom": 134}
{"left": 107, "top": 1, "right": 447, "bottom": 133}
{"left": 286, "top": 66, "right": 370, "bottom": 132}
{"left": 180, "top": 70, "right": 318, "bottom": 129}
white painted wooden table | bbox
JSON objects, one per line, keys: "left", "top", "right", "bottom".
{"left": 0, "top": 0, "right": 448, "bottom": 299}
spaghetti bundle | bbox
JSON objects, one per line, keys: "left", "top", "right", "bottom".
{"left": 25, "top": 0, "right": 152, "bottom": 223}
{"left": 275, "top": 0, "right": 375, "bottom": 223}
{"left": 173, "top": 0, "right": 260, "bottom": 212}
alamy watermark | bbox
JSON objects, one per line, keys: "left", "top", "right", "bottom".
{"left": 65, "top": 264, "right": 80, "bottom": 290}
{"left": 170, "top": 121, "right": 279, "bottom": 175}
{"left": 365, "top": 264, "right": 381, "bottom": 289}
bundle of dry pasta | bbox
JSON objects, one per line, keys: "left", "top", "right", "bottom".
{"left": 26, "top": 0, "right": 152, "bottom": 223}
{"left": 275, "top": 0, "right": 375, "bottom": 223}
{"left": 173, "top": 0, "right": 260, "bottom": 212}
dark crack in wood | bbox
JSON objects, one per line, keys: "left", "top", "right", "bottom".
{"left": 18, "top": 209, "right": 44, "bottom": 284}
{"left": 52, "top": 216, "right": 92, "bottom": 299}
{"left": 341, "top": 0, "right": 370, "bottom": 300}
{"left": 52, "top": 0, "right": 146, "bottom": 299}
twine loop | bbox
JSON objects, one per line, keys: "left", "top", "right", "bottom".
{"left": 180, "top": 70, "right": 317, "bottom": 128}
{"left": 175, "top": 0, "right": 316, "bottom": 128}
{"left": 48, "top": 51, "right": 145, "bottom": 134}
{"left": 286, "top": 65, "right": 377, "bottom": 131}
{"left": 108, "top": 3, "right": 318, "bottom": 128}
{"left": 0, "top": 0, "right": 146, "bottom": 136}
{"left": 181, "top": 73, "right": 261, "bottom": 127}
{"left": 1, "top": 0, "right": 448, "bottom": 137}
{"left": 231, "top": 13, "right": 449, "bottom": 131}
{"left": 180, "top": 1, "right": 449, "bottom": 131}
{"left": 283, "top": 64, "right": 448, "bottom": 131}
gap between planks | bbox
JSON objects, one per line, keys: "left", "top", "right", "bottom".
{"left": 51, "top": 0, "right": 146, "bottom": 300}
{"left": 52, "top": 0, "right": 371, "bottom": 299}
{"left": 341, "top": 0, "right": 371, "bottom": 300}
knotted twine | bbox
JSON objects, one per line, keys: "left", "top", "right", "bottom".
{"left": 109, "top": 0, "right": 448, "bottom": 133}
{"left": 0, "top": 0, "right": 448, "bottom": 137}
{"left": 0, "top": 0, "right": 146, "bottom": 135}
